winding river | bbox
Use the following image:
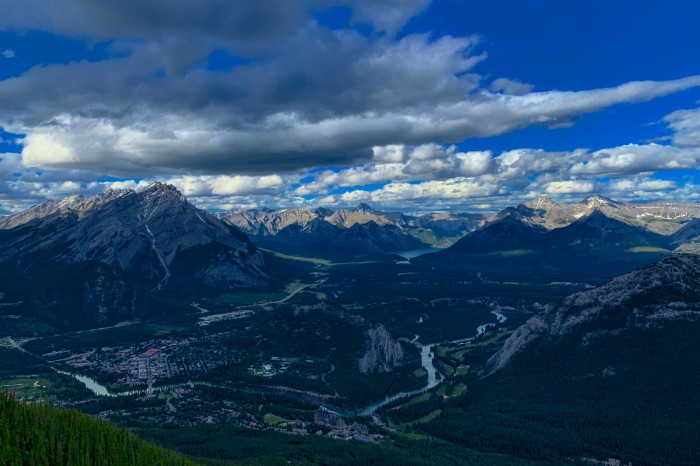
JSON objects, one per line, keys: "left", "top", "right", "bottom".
{"left": 350, "top": 308, "right": 508, "bottom": 416}
{"left": 33, "top": 302, "right": 507, "bottom": 417}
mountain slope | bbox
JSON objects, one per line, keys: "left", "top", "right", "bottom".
{"left": 670, "top": 218, "right": 700, "bottom": 253}
{"left": 487, "top": 253, "right": 700, "bottom": 373}
{"left": 448, "top": 213, "right": 548, "bottom": 253}
{"left": 418, "top": 254, "right": 700, "bottom": 465}
{"left": 428, "top": 209, "right": 670, "bottom": 281}
{"left": 259, "top": 219, "right": 428, "bottom": 257}
{"left": 0, "top": 183, "right": 267, "bottom": 291}
{"left": 0, "top": 393, "right": 198, "bottom": 465}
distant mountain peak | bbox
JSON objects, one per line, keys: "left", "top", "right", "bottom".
{"left": 581, "top": 195, "right": 619, "bottom": 208}
{"left": 354, "top": 203, "right": 376, "bottom": 213}
{"left": 524, "top": 195, "right": 558, "bottom": 210}
{"left": 58, "top": 193, "right": 85, "bottom": 208}
{"left": 147, "top": 181, "right": 179, "bottom": 192}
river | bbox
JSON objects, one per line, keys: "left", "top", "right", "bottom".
{"left": 348, "top": 308, "right": 508, "bottom": 416}
{"left": 42, "top": 308, "right": 507, "bottom": 417}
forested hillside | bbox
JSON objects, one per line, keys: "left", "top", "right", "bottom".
{"left": 0, "top": 393, "right": 198, "bottom": 466}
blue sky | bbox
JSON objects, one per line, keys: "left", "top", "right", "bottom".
{"left": 1, "top": 0, "right": 699, "bottom": 214}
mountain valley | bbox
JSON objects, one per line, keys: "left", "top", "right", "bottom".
{"left": 1, "top": 186, "right": 699, "bottom": 465}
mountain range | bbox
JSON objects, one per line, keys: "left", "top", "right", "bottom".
{"left": 219, "top": 203, "right": 489, "bottom": 250}
{"left": 509, "top": 194, "right": 700, "bottom": 234}
{"left": 1, "top": 187, "right": 698, "bottom": 325}
{"left": 220, "top": 195, "right": 700, "bottom": 260}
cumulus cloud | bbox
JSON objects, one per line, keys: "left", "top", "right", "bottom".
{"left": 1, "top": 49, "right": 15, "bottom": 59}
{"left": 347, "top": 0, "right": 431, "bottom": 35}
{"left": 664, "top": 107, "right": 700, "bottom": 148}
{"left": 489, "top": 78, "right": 534, "bottom": 96}
{"left": 2, "top": 4, "right": 699, "bottom": 178}
{"left": 571, "top": 144, "right": 700, "bottom": 175}
{"left": 1, "top": 1, "right": 699, "bottom": 214}
{"left": 544, "top": 180, "right": 595, "bottom": 194}
{"left": 337, "top": 178, "right": 500, "bottom": 204}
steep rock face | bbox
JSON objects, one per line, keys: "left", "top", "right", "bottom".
{"left": 0, "top": 183, "right": 267, "bottom": 291}
{"left": 358, "top": 325, "right": 406, "bottom": 374}
{"left": 486, "top": 253, "right": 700, "bottom": 373}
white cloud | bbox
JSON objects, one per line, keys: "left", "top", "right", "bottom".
{"left": 610, "top": 178, "right": 676, "bottom": 192}
{"left": 571, "top": 143, "right": 700, "bottom": 175}
{"left": 544, "top": 180, "right": 595, "bottom": 194}
{"left": 0, "top": 1, "right": 699, "bottom": 214}
{"left": 489, "top": 78, "right": 534, "bottom": 96}
{"left": 347, "top": 0, "right": 431, "bottom": 35}
{"left": 340, "top": 178, "right": 500, "bottom": 203}
{"left": 664, "top": 107, "right": 700, "bottom": 148}
{"left": 1, "top": 49, "right": 15, "bottom": 59}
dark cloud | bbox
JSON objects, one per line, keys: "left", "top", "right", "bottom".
{"left": 0, "top": 1, "right": 699, "bottom": 213}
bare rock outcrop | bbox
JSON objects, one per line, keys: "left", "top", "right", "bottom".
{"left": 358, "top": 325, "right": 405, "bottom": 374}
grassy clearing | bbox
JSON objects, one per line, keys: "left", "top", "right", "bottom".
{"left": 285, "top": 280, "right": 303, "bottom": 294}
{"left": 259, "top": 248, "right": 333, "bottom": 266}
{"left": 213, "top": 291, "right": 285, "bottom": 306}
{"left": 451, "top": 383, "right": 467, "bottom": 398}
{"left": 485, "top": 249, "right": 536, "bottom": 257}
{"left": 263, "top": 413, "right": 289, "bottom": 426}
{"left": 627, "top": 246, "right": 671, "bottom": 253}
{"left": 0, "top": 377, "right": 54, "bottom": 401}
{"left": 402, "top": 393, "right": 431, "bottom": 408}
{"left": 436, "top": 361, "right": 454, "bottom": 377}
{"left": 480, "top": 328, "right": 511, "bottom": 345}
{"left": 414, "top": 409, "right": 442, "bottom": 424}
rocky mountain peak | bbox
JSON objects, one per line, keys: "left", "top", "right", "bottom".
{"left": 582, "top": 195, "right": 619, "bottom": 209}
{"left": 0, "top": 184, "right": 267, "bottom": 292}
{"left": 354, "top": 203, "right": 377, "bottom": 214}
{"left": 58, "top": 193, "right": 85, "bottom": 208}
{"left": 524, "top": 195, "right": 558, "bottom": 210}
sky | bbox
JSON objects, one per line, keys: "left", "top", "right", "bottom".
{"left": 1, "top": 0, "right": 700, "bottom": 214}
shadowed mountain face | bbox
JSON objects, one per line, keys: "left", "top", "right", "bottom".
{"left": 0, "top": 183, "right": 267, "bottom": 291}
{"left": 426, "top": 254, "right": 700, "bottom": 466}
{"left": 258, "top": 218, "right": 429, "bottom": 256}
{"left": 486, "top": 253, "right": 700, "bottom": 373}
{"left": 670, "top": 218, "right": 700, "bottom": 253}
{"left": 430, "top": 209, "right": 674, "bottom": 281}
{"left": 447, "top": 214, "right": 548, "bottom": 253}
